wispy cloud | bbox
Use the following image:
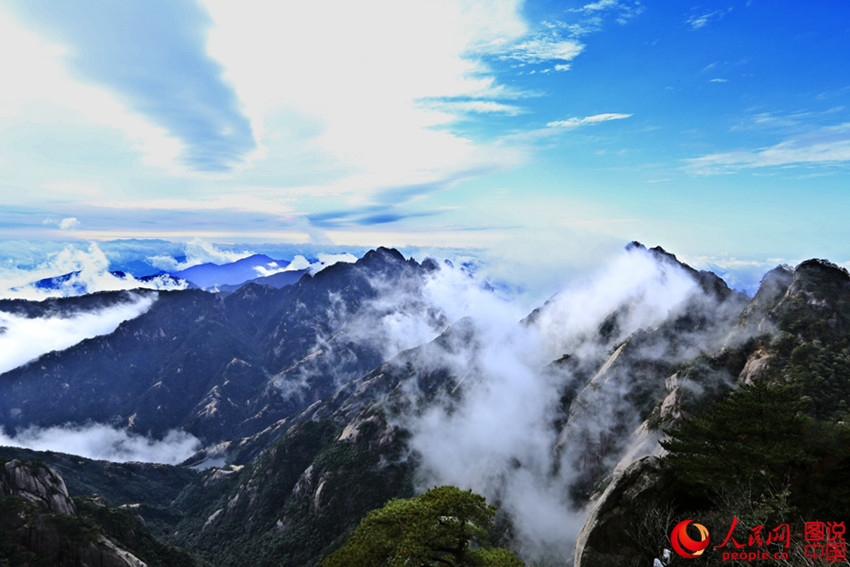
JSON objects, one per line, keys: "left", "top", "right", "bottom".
{"left": 687, "top": 123, "right": 850, "bottom": 174}
{"left": 509, "top": 37, "right": 585, "bottom": 65}
{"left": 6, "top": 0, "right": 256, "bottom": 172}
{"left": 575, "top": 0, "right": 644, "bottom": 24}
{"left": 547, "top": 113, "right": 633, "bottom": 128}
{"left": 687, "top": 12, "right": 717, "bottom": 29}
{"left": 686, "top": 8, "right": 731, "bottom": 30}
{"left": 422, "top": 100, "right": 524, "bottom": 116}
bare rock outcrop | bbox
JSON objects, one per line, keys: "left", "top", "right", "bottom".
{"left": 1, "top": 458, "right": 147, "bottom": 567}
{"left": 575, "top": 456, "right": 676, "bottom": 567}
{"left": 2, "top": 458, "right": 77, "bottom": 515}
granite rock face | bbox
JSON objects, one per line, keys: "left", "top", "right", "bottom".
{"left": 575, "top": 456, "right": 676, "bottom": 567}
{"left": 1, "top": 458, "right": 147, "bottom": 567}
{"left": 2, "top": 458, "right": 77, "bottom": 515}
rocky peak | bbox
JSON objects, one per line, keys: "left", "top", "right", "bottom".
{"left": 354, "top": 247, "right": 416, "bottom": 275}
{"left": 1, "top": 458, "right": 77, "bottom": 515}
{"left": 626, "top": 241, "right": 738, "bottom": 301}
{"left": 791, "top": 258, "right": 850, "bottom": 297}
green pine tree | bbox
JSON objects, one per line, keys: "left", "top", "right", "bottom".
{"left": 322, "top": 485, "right": 524, "bottom": 567}
{"left": 661, "top": 380, "right": 812, "bottom": 498}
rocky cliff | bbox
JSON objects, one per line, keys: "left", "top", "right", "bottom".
{"left": 0, "top": 458, "right": 147, "bottom": 566}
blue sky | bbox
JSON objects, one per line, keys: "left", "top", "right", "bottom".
{"left": 0, "top": 0, "right": 848, "bottom": 297}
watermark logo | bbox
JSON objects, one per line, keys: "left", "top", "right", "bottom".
{"left": 664, "top": 518, "right": 847, "bottom": 563}
{"left": 671, "top": 519, "right": 710, "bottom": 558}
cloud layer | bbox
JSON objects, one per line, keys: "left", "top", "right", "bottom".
{"left": 0, "top": 293, "right": 156, "bottom": 374}
{"left": 0, "top": 423, "right": 200, "bottom": 464}
{"left": 0, "top": 243, "right": 187, "bottom": 300}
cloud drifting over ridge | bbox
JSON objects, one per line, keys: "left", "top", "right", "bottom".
{"left": 374, "top": 246, "right": 734, "bottom": 561}
{"left": 0, "top": 243, "right": 187, "bottom": 300}
{"left": 0, "top": 293, "right": 157, "bottom": 375}
{"left": 146, "top": 238, "right": 253, "bottom": 272}
{"left": 0, "top": 423, "right": 200, "bottom": 464}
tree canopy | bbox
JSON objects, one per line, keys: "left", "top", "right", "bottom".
{"left": 661, "top": 380, "right": 812, "bottom": 498}
{"left": 321, "top": 485, "right": 524, "bottom": 567}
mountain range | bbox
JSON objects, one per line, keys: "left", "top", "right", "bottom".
{"left": 1, "top": 243, "right": 848, "bottom": 566}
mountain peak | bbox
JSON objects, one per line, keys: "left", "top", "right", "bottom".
{"left": 360, "top": 247, "right": 406, "bottom": 264}
{"left": 785, "top": 257, "right": 850, "bottom": 301}
{"left": 626, "top": 241, "right": 737, "bottom": 300}
{"left": 796, "top": 258, "right": 850, "bottom": 282}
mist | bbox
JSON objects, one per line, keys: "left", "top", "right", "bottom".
{"left": 0, "top": 423, "right": 200, "bottom": 464}
{"left": 0, "top": 293, "right": 156, "bottom": 374}
{"left": 366, "top": 246, "right": 749, "bottom": 563}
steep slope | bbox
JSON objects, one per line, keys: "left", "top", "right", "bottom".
{"left": 164, "top": 244, "right": 755, "bottom": 565}
{"left": 0, "top": 248, "right": 438, "bottom": 446}
{"left": 167, "top": 326, "right": 469, "bottom": 566}
{"left": 574, "top": 258, "right": 850, "bottom": 566}
{"left": 0, "top": 457, "right": 197, "bottom": 566}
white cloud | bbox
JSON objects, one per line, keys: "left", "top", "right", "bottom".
{"left": 0, "top": 243, "right": 188, "bottom": 300}
{"left": 0, "top": 294, "right": 156, "bottom": 374}
{"left": 0, "top": 9, "right": 186, "bottom": 174}
{"left": 147, "top": 238, "right": 253, "bottom": 272}
{"left": 0, "top": 424, "right": 200, "bottom": 464}
{"left": 510, "top": 37, "right": 585, "bottom": 64}
{"left": 96, "top": 195, "right": 295, "bottom": 217}
{"left": 686, "top": 123, "right": 850, "bottom": 174}
{"left": 574, "top": 0, "right": 644, "bottom": 24}
{"left": 199, "top": 0, "right": 529, "bottom": 194}
{"left": 252, "top": 252, "right": 358, "bottom": 278}
{"left": 423, "top": 100, "right": 524, "bottom": 116}
{"left": 682, "top": 254, "right": 796, "bottom": 295}
{"left": 547, "top": 112, "right": 633, "bottom": 128}
{"left": 582, "top": 0, "right": 620, "bottom": 11}
{"left": 0, "top": 0, "right": 534, "bottom": 212}
{"left": 58, "top": 217, "right": 81, "bottom": 230}
{"left": 387, "top": 247, "right": 717, "bottom": 560}
{"left": 687, "top": 11, "right": 722, "bottom": 30}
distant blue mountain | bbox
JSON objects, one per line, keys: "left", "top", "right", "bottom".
{"left": 171, "top": 254, "right": 294, "bottom": 289}
{"left": 216, "top": 268, "right": 309, "bottom": 293}
{"left": 16, "top": 254, "right": 306, "bottom": 296}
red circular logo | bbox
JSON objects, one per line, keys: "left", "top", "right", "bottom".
{"left": 671, "top": 519, "right": 710, "bottom": 558}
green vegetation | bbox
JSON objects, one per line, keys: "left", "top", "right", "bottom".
{"left": 662, "top": 380, "right": 812, "bottom": 501}
{"left": 172, "top": 415, "right": 416, "bottom": 567}
{"left": 661, "top": 379, "right": 850, "bottom": 541}
{"left": 76, "top": 498, "right": 198, "bottom": 567}
{"left": 322, "top": 486, "right": 524, "bottom": 567}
